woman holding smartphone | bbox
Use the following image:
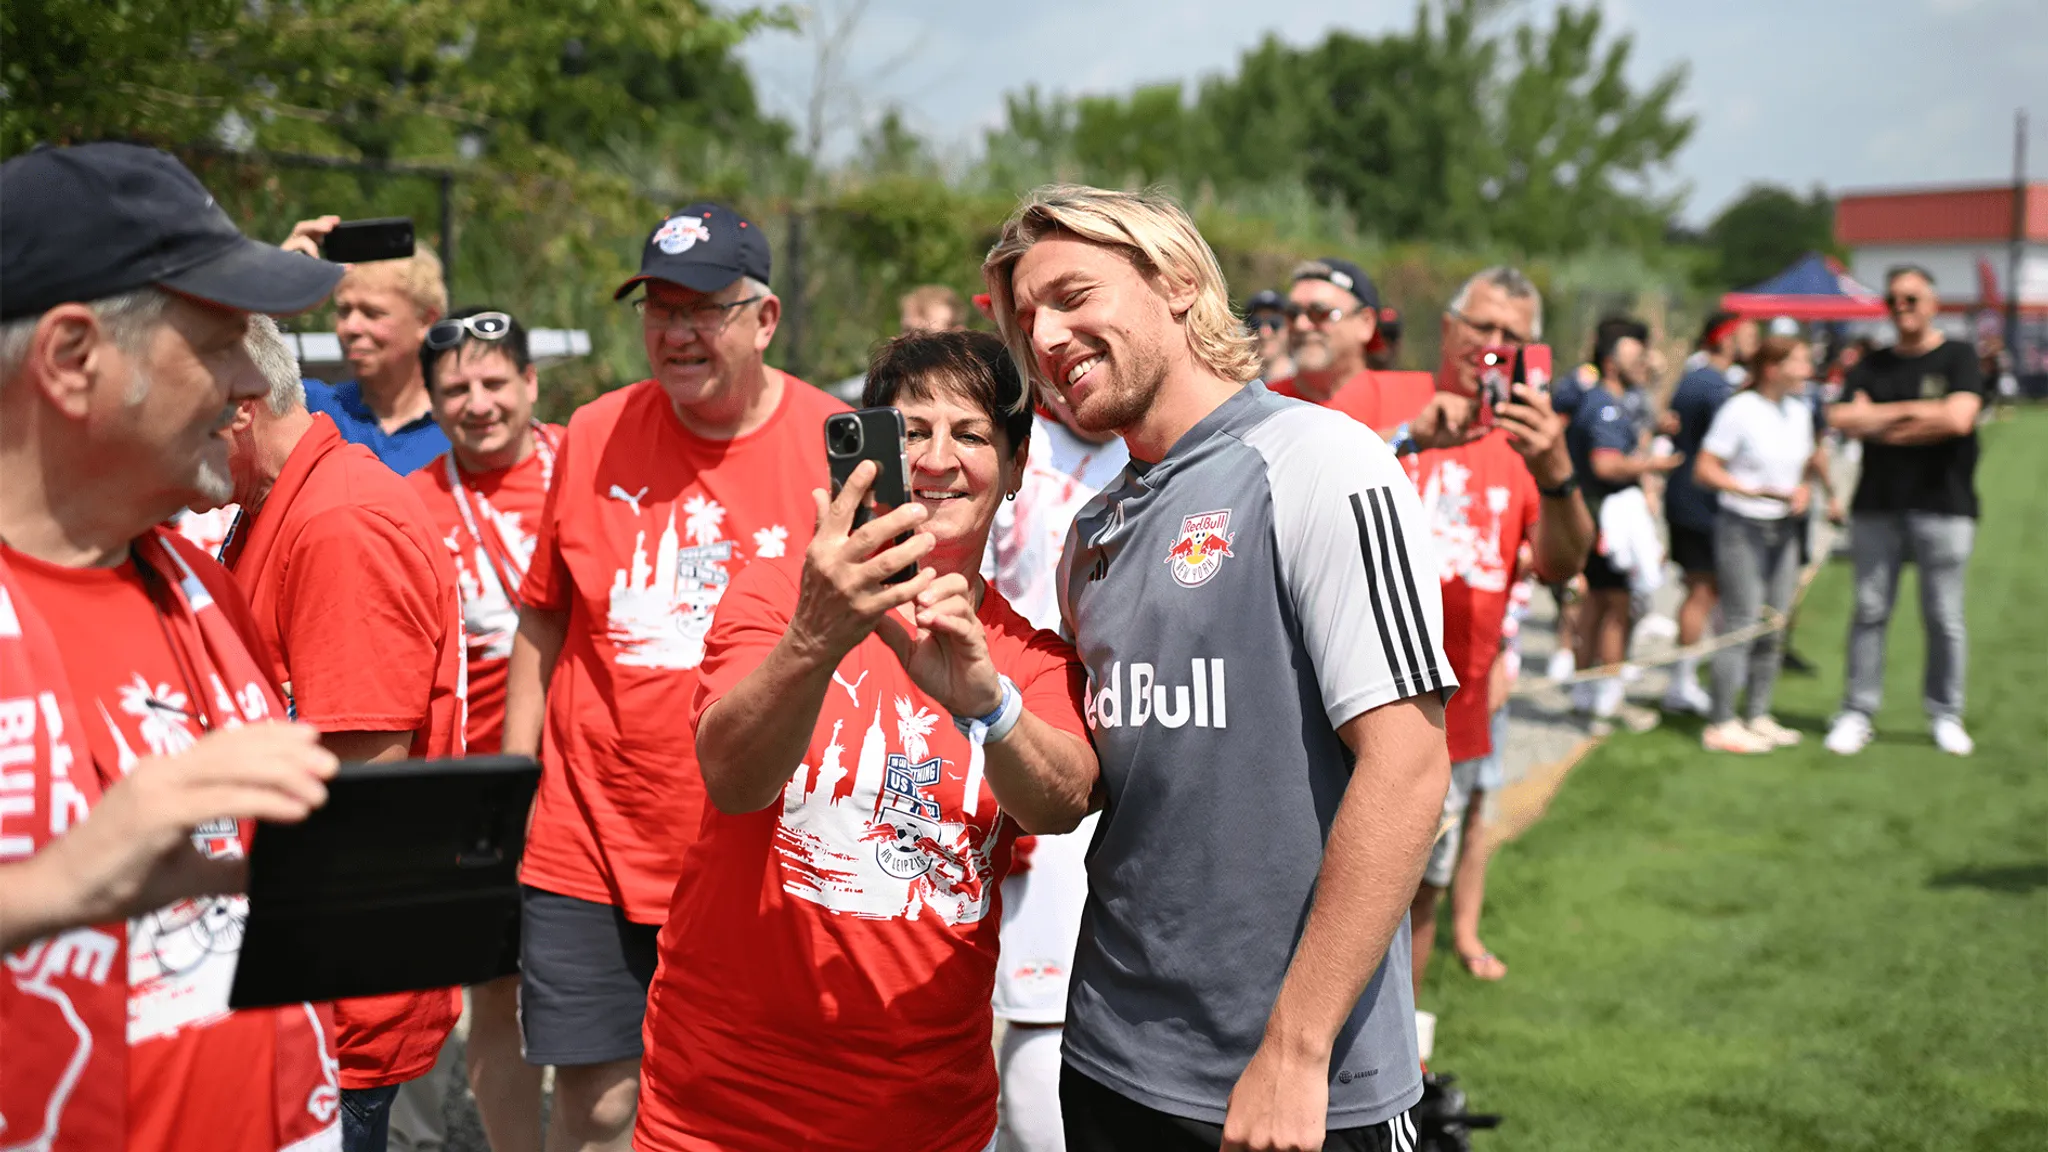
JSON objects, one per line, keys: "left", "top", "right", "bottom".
{"left": 1694, "top": 335, "right": 1840, "bottom": 753}
{"left": 632, "top": 329, "right": 1098, "bottom": 1152}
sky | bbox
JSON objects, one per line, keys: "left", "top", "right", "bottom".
{"left": 733, "top": 0, "right": 2047, "bottom": 224}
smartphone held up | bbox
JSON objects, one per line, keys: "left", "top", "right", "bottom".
{"left": 824, "top": 407, "right": 916, "bottom": 585}
{"left": 1474, "top": 343, "right": 1553, "bottom": 427}
{"left": 320, "top": 217, "right": 416, "bottom": 264}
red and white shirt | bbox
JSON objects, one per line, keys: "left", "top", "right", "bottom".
{"left": 1402, "top": 428, "right": 1540, "bottom": 762}
{"left": 224, "top": 414, "right": 466, "bottom": 1091}
{"left": 518, "top": 375, "right": 847, "bottom": 923}
{"left": 0, "top": 531, "right": 341, "bottom": 1152}
{"left": 634, "top": 558, "right": 1090, "bottom": 1152}
{"left": 407, "top": 425, "right": 563, "bottom": 753}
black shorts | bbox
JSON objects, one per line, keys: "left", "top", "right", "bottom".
{"left": 1669, "top": 524, "right": 1716, "bottom": 575}
{"left": 1061, "top": 1064, "right": 1415, "bottom": 1152}
{"left": 1583, "top": 546, "right": 1631, "bottom": 592}
{"left": 518, "top": 885, "right": 660, "bottom": 1067}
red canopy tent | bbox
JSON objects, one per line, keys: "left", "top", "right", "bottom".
{"left": 1719, "top": 252, "right": 1888, "bottom": 321}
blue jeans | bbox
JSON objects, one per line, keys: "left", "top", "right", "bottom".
{"left": 341, "top": 1084, "right": 402, "bottom": 1152}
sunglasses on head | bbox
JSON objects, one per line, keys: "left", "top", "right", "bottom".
{"left": 425, "top": 311, "right": 514, "bottom": 350}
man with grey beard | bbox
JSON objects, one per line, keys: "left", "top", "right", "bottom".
{"left": 0, "top": 140, "right": 349, "bottom": 1152}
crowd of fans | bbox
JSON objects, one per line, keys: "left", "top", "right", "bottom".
{"left": 0, "top": 141, "right": 1993, "bottom": 1152}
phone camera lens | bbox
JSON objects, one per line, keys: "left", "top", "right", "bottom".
{"left": 828, "top": 420, "right": 863, "bottom": 456}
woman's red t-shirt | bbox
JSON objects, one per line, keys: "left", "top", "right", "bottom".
{"left": 634, "top": 558, "right": 1089, "bottom": 1152}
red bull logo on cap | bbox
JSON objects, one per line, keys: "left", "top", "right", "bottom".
{"left": 1165, "top": 509, "right": 1235, "bottom": 588}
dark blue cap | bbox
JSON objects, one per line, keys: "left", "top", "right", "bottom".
{"left": 0, "top": 142, "right": 344, "bottom": 321}
{"left": 613, "top": 202, "right": 772, "bottom": 299}
{"left": 1294, "top": 256, "right": 1381, "bottom": 312}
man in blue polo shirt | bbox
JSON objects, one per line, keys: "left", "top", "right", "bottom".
{"left": 282, "top": 215, "right": 451, "bottom": 474}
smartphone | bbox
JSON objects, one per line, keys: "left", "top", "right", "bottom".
{"left": 1475, "top": 343, "right": 1555, "bottom": 426}
{"left": 321, "top": 217, "right": 416, "bottom": 263}
{"left": 824, "top": 407, "right": 915, "bottom": 584}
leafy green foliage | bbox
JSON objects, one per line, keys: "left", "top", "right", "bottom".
{"left": 5, "top": 0, "right": 1712, "bottom": 399}
{"left": 976, "top": 0, "right": 1692, "bottom": 256}
{"left": 1702, "top": 183, "right": 1840, "bottom": 291}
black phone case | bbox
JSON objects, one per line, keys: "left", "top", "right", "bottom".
{"left": 228, "top": 755, "right": 540, "bottom": 1009}
{"left": 322, "top": 217, "right": 416, "bottom": 263}
{"left": 825, "top": 407, "right": 915, "bottom": 584}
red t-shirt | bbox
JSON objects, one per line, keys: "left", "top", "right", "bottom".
{"left": 1270, "top": 369, "right": 1436, "bottom": 431}
{"left": 225, "top": 414, "right": 465, "bottom": 1090}
{"left": 407, "top": 427, "right": 563, "bottom": 754}
{"left": 518, "top": 374, "right": 847, "bottom": 923}
{"left": 1, "top": 535, "right": 341, "bottom": 1152}
{"left": 1402, "top": 430, "right": 1540, "bottom": 761}
{"left": 634, "top": 559, "right": 1090, "bottom": 1152}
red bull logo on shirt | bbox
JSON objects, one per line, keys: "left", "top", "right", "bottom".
{"left": 1165, "top": 510, "right": 1235, "bottom": 587}
{"left": 1085, "top": 659, "right": 1228, "bottom": 730}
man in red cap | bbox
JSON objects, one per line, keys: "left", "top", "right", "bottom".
{"left": 0, "top": 141, "right": 348, "bottom": 1152}
{"left": 207, "top": 314, "right": 467, "bottom": 1152}
{"left": 501, "top": 203, "right": 845, "bottom": 1150}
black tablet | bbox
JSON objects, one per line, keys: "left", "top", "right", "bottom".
{"left": 228, "top": 755, "right": 542, "bottom": 1010}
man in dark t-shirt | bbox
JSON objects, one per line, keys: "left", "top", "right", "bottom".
{"left": 1824, "top": 266, "right": 1985, "bottom": 757}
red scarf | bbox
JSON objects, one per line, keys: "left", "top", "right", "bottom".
{"left": 0, "top": 529, "right": 330, "bottom": 1151}
{"left": 443, "top": 423, "right": 560, "bottom": 612}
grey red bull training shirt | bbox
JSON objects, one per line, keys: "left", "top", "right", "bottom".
{"left": 1057, "top": 381, "right": 1456, "bottom": 1128}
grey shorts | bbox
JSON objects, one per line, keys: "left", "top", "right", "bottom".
{"left": 1423, "top": 711, "right": 1508, "bottom": 888}
{"left": 518, "top": 885, "right": 660, "bottom": 1067}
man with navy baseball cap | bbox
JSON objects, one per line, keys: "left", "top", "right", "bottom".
{"left": 0, "top": 141, "right": 350, "bottom": 1152}
{"left": 497, "top": 202, "right": 845, "bottom": 1150}
{"left": 1270, "top": 257, "right": 1392, "bottom": 427}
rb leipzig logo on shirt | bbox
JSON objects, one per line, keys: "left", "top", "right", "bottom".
{"left": 1165, "top": 509, "right": 1235, "bottom": 588}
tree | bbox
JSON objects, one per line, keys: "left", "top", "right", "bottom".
{"left": 976, "top": 0, "right": 1693, "bottom": 255}
{"left": 1485, "top": 4, "right": 1692, "bottom": 253}
{"left": 1702, "top": 184, "right": 1838, "bottom": 290}
{"left": 2, "top": 0, "right": 244, "bottom": 153}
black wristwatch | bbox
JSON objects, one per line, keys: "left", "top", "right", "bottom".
{"left": 1538, "top": 475, "right": 1579, "bottom": 500}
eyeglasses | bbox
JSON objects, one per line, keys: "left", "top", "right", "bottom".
{"left": 634, "top": 294, "right": 763, "bottom": 333}
{"left": 425, "top": 311, "right": 514, "bottom": 350}
{"left": 1250, "top": 312, "right": 1289, "bottom": 333}
{"left": 1285, "top": 301, "right": 1348, "bottom": 325}
{"left": 1447, "top": 307, "right": 1530, "bottom": 347}
{"left": 1885, "top": 293, "right": 1922, "bottom": 310}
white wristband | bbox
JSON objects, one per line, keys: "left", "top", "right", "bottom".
{"left": 954, "top": 675, "right": 1023, "bottom": 745}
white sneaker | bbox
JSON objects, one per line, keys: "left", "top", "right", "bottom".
{"left": 1703, "top": 720, "right": 1771, "bottom": 753}
{"left": 1662, "top": 680, "right": 1712, "bottom": 716}
{"left": 1546, "top": 649, "right": 1576, "bottom": 684}
{"left": 1932, "top": 716, "right": 1975, "bottom": 756}
{"left": 1745, "top": 715, "right": 1803, "bottom": 748}
{"left": 1824, "top": 712, "right": 1874, "bottom": 756}
{"left": 1569, "top": 680, "right": 1595, "bottom": 715}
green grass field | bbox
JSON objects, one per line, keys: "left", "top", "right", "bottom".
{"left": 1422, "top": 409, "right": 2048, "bottom": 1150}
